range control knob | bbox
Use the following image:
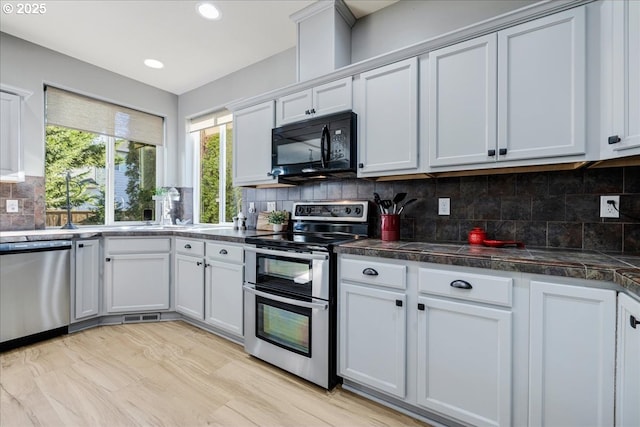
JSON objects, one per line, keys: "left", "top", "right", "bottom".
{"left": 295, "top": 206, "right": 304, "bottom": 215}
{"left": 355, "top": 207, "right": 362, "bottom": 215}
{"left": 345, "top": 207, "right": 352, "bottom": 214}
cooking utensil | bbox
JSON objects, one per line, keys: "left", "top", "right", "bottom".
{"left": 397, "top": 198, "right": 416, "bottom": 214}
{"left": 392, "top": 192, "right": 407, "bottom": 213}
{"left": 483, "top": 239, "right": 525, "bottom": 248}
{"left": 381, "top": 199, "right": 393, "bottom": 214}
{"left": 373, "top": 192, "right": 383, "bottom": 213}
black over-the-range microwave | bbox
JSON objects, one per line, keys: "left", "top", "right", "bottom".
{"left": 270, "top": 111, "right": 357, "bottom": 183}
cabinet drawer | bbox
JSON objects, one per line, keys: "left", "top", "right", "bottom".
{"left": 206, "top": 242, "right": 243, "bottom": 263}
{"left": 419, "top": 268, "right": 512, "bottom": 307}
{"left": 106, "top": 237, "right": 170, "bottom": 254}
{"left": 175, "top": 238, "right": 204, "bottom": 257}
{"left": 340, "top": 258, "right": 406, "bottom": 290}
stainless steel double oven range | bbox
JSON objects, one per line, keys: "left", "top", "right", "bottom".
{"left": 244, "top": 200, "right": 369, "bottom": 389}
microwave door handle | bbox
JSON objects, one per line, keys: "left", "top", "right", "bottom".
{"left": 320, "top": 125, "right": 330, "bottom": 169}
{"left": 243, "top": 285, "right": 328, "bottom": 310}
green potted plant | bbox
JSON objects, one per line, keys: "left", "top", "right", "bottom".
{"left": 267, "top": 210, "right": 287, "bottom": 232}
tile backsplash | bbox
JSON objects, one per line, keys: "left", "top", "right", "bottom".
{"left": 242, "top": 166, "right": 640, "bottom": 253}
{"left": 0, "top": 176, "right": 46, "bottom": 231}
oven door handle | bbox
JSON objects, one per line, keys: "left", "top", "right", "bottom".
{"left": 245, "top": 246, "right": 328, "bottom": 261}
{"left": 243, "top": 285, "right": 328, "bottom": 311}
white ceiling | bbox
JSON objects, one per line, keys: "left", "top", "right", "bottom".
{"left": 0, "top": 0, "right": 397, "bottom": 95}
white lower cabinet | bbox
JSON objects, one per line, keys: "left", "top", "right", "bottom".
{"left": 174, "top": 238, "right": 206, "bottom": 319}
{"left": 339, "top": 282, "right": 407, "bottom": 398}
{"left": 204, "top": 242, "right": 244, "bottom": 337}
{"left": 104, "top": 237, "right": 171, "bottom": 313}
{"left": 529, "top": 281, "right": 616, "bottom": 427}
{"left": 73, "top": 239, "right": 100, "bottom": 321}
{"left": 416, "top": 268, "right": 512, "bottom": 427}
{"left": 616, "top": 293, "right": 640, "bottom": 427}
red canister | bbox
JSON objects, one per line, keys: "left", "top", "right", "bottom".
{"left": 468, "top": 227, "right": 487, "bottom": 245}
{"left": 381, "top": 214, "right": 400, "bottom": 241}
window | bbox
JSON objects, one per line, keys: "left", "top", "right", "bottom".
{"left": 190, "top": 110, "right": 240, "bottom": 224}
{"left": 45, "top": 87, "right": 163, "bottom": 226}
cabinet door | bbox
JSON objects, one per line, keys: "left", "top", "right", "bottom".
{"left": 232, "top": 101, "right": 275, "bottom": 186}
{"left": 529, "top": 281, "right": 615, "bottom": 427}
{"left": 105, "top": 253, "right": 170, "bottom": 312}
{"left": 417, "top": 296, "right": 511, "bottom": 427}
{"left": 497, "top": 7, "right": 586, "bottom": 161}
{"left": 358, "top": 57, "right": 419, "bottom": 176}
{"left": 339, "top": 282, "right": 406, "bottom": 398}
{"left": 276, "top": 89, "right": 312, "bottom": 126}
{"left": 174, "top": 254, "right": 205, "bottom": 320}
{"left": 0, "top": 91, "right": 23, "bottom": 181}
{"left": 428, "top": 35, "right": 498, "bottom": 167}
{"left": 601, "top": 0, "right": 640, "bottom": 158}
{"left": 312, "top": 77, "right": 352, "bottom": 117}
{"left": 74, "top": 239, "right": 100, "bottom": 320}
{"left": 204, "top": 260, "right": 244, "bottom": 337}
{"left": 616, "top": 293, "right": 640, "bottom": 427}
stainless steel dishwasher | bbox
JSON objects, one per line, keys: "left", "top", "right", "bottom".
{"left": 0, "top": 240, "right": 71, "bottom": 351}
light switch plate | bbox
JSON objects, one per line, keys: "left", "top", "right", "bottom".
{"left": 6, "top": 199, "right": 19, "bottom": 213}
{"left": 267, "top": 201, "right": 276, "bottom": 211}
{"left": 438, "top": 198, "right": 450, "bottom": 216}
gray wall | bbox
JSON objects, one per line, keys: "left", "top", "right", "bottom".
{"left": 0, "top": 33, "right": 179, "bottom": 183}
{"left": 350, "top": 0, "right": 538, "bottom": 62}
{"left": 177, "top": 48, "right": 297, "bottom": 186}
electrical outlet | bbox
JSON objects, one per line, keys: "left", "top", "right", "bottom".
{"left": 267, "top": 201, "right": 276, "bottom": 211}
{"left": 600, "top": 195, "right": 620, "bottom": 218}
{"left": 6, "top": 199, "right": 19, "bottom": 213}
{"left": 438, "top": 198, "right": 450, "bottom": 216}
{"left": 249, "top": 202, "right": 256, "bottom": 213}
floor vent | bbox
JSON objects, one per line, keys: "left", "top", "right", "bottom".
{"left": 123, "top": 313, "right": 160, "bottom": 323}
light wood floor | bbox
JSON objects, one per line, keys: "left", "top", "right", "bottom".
{"left": 1, "top": 321, "right": 429, "bottom": 427}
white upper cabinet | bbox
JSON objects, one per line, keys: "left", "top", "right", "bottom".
{"left": 616, "top": 293, "right": 640, "bottom": 427}
{"left": 429, "top": 35, "right": 497, "bottom": 167}
{"left": 232, "top": 101, "right": 275, "bottom": 187}
{"left": 497, "top": 7, "right": 586, "bottom": 162}
{"left": 0, "top": 91, "right": 24, "bottom": 182}
{"left": 428, "top": 7, "right": 586, "bottom": 169}
{"left": 600, "top": 0, "right": 640, "bottom": 158}
{"left": 275, "top": 77, "right": 352, "bottom": 126}
{"left": 357, "top": 57, "right": 419, "bottom": 177}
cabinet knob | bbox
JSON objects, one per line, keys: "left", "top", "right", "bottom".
{"left": 184, "top": 244, "right": 191, "bottom": 249}
{"left": 305, "top": 109, "right": 310, "bottom": 115}
{"left": 608, "top": 135, "right": 621, "bottom": 145}
{"left": 450, "top": 279, "right": 472, "bottom": 290}
{"left": 417, "top": 303, "right": 425, "bottom": 311}
{"left": 487, "top": 149, "right": 496, "bottom": 157}
{"left": 358, "top": 163, "right": 364, "bottom": 168}
{"left": 197, "top": 261, "right": 203, "bottom": 266}
{"left": 362, "top": 267, "right": 378, "bottom": 276}
{"left": 395, "top": 299, "right": 403, "bottom": 307}
{"left": 78, "top": 243, "right": 84, "bottom": 248}
{"left": 106, "top": 257, "right": 111, "bottom": 262}
{"left": 499, "top": 148, "right": 507, "bottom": 155}
{"left": 631, "top": 315, "right": 639, "bottom": 329}
{"left": 219, "top": 249, "right": 228, "bottom": 255}
{"left": 310, "top": 108, "right": 316, "bottom": 114}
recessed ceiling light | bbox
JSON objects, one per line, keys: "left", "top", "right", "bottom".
{"left": 144, "top": 59, "right": 164, "bottom": 69}
{"left": 197, "top": 2, "right": 221, "bottom": 20}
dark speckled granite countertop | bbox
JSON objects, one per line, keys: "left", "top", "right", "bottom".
{"left": 3, "top": 229, "right": 639, "bottom": 298}
{"left": 0, "top": 226, "right": 276, "bottom": 245}
{"left": 335, "top": 239, "right": 640, "bottom": 298}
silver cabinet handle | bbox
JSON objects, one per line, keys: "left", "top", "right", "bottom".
{"left": 450, "top": 280, "right": 472, "bottom": 290}
{"left": 243, "top": 285, "right": 328, "bottom": 310}
{"left": 219, "top": 249, "right": 228, "bottom": 255}
{"left": 184, "top": 244, "right": 191, "bottom": 249}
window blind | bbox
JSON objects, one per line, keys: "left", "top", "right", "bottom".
{"left": 189, "top": 109, "right": 232, "bottom": 132}
{"left": 45, "top": 86, "right": 164, "bottom": 146}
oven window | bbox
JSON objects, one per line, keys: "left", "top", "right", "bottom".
{"left": 256, "top": 296, "right": 311, "bottom": 357}
{"left": 257, "top": 255, "right": 312, "bottom": 295}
